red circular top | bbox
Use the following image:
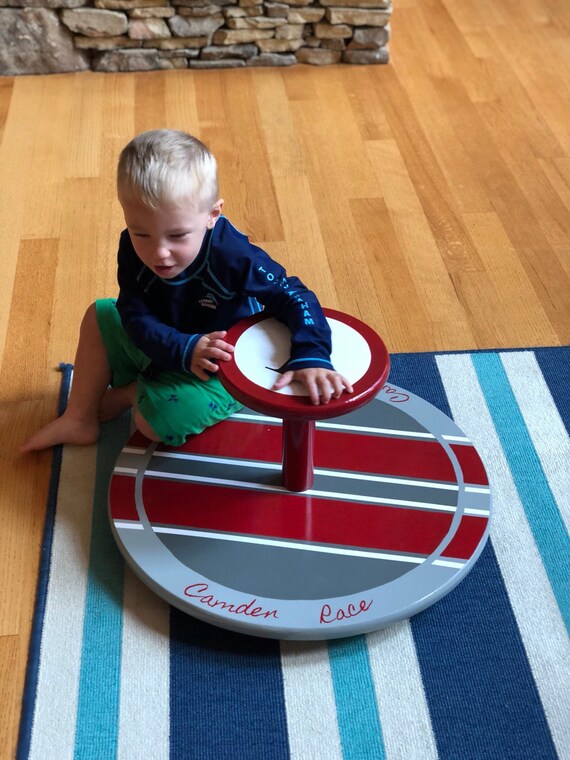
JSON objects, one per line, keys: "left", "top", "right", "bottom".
{"left": 218, "top": 308, "right": 390, "bottom": 421}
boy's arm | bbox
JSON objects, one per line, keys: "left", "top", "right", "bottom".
{"left": 246, "top": 265, "right": 353, "bottom": 403}
{"left": 213, "top": 222, "right": 353, "bottom": 403}
{"left": 216, "top": 225, "right": 334, "bottom": 371}
{"left": 115, "top": 232, "right": 202, "bottom": 374}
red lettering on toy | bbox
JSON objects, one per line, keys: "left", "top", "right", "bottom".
{"left": 184, "top": 583, "right": 279, "bottom": 620}
{"left": 381, "top": 384, "right": 410, "bottom": 403}
{"left": 319, "top": 599, "right": 373, "bottom": 624}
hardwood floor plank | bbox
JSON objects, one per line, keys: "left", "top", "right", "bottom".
{"left": 0, "top": 78, "right": 13, "bottom": 143}
{"left": 0, "top": 78, "right": 45, "bottom": 369}
{"left": 462, "top": 212, "right": 560, "bottom": 346}
{"left": 341, "top": 66, "right": 392, "bottom": 143}
{"left": 271, "top": 174, "right": 339, "bottom": 310}
{"left": 477, "top": 98, "right": 569, "bottom": 247}
{"left": 2, "top": 239, "right": 59, "bottom": 402}
{"left": 350, "top": 196, "right": 434, "bottom": 350}
{"left": 369, "top": 70, "right": 487, "bottom": 278}
{"left": 366, "top": 138, "right": 477, "bottom": 347}
{"left": 64, "top": 73, "right": 105, "bottom": 179}
{"left": 516, "top": 247, "right": 570, "bottom": 343}
{"left": 21, "top": 76, "right": 75, "bottom": 241}
{"left": 164, "top": 69, "right": 200, "bottom": 133}
{"left": 0, "top": 635, "right": 25, "bottom": 754}
{"left": 487, "top": 22, "right": 570, "bottom": 153}
{"left": 134, "top": 70, "right": 168, "bottom": 134}
{"left": 253, "top": 69, "right": 306, "bottom": 178}
{"left": 292, "top": 103, "right": 386, "bottom": 331}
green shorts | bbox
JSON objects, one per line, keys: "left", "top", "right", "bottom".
{"left": 95, "top": 298, "right": 242, "bottom": 446}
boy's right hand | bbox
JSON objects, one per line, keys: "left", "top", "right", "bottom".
{"left": 191, "top": 331, "right": 234, "bottom": 380}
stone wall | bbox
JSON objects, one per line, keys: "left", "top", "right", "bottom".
{"left": 0, "top": 0, "right": 391, "bottom": 74}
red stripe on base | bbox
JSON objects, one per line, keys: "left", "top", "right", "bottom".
{"left": 109, "top": 475, "right": 138, "bottom": 521}
{"left": 158, "top": 421, "right": 468, "bottom": 483}
{"left": 442, "top": 516, "right": 489, "bottom": 559}
{"left": 451, "top": 445, "right": 489, "bottom": 486}
{"left": 126, "top": 430, "right": 151, "bottom": 448}
{"left": 140, "top": 478, "right": 484, "bottom": 560}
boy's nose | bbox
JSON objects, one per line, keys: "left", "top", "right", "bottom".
{"left": 155, "top": 245, "right": 171, "bottom": 259}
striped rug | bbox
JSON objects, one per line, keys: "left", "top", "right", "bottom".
{"left": 18, "top": 348, "right": 569, "bottom": 760}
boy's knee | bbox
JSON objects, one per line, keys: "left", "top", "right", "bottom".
{"left": 133, "top": 409, "right": 161, "bottom": 442}
{"left": 85, "top": 301, "right": 98, "bottom": 319}
{"left": 81, "top": 302, "right": 99, "bottom": 332}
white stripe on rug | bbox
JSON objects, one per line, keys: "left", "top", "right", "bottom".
{"left": 29, "top": 444, "right": 97, "bottom": 760}
{"left": 366, "top": 621, "right": 438, "bottom": 760}
{"left": 280, "top": 640, "right": 343, "bottom": 760}
{"left": 117, "top": 567, "right": 170, "bottom": 760}
{"left": 501, "top": 351, "right": 570, "bottom": 532}
{"left": 437, "top": 353, "right": 570, "bottom": 757}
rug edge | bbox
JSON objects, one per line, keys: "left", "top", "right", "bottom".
{"left": 16, "top": 363, "right": 73, "bottom": 760}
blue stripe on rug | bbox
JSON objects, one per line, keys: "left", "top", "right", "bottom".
{"left": 390, "top": 352, "right": 558, "bottom": 760}
{"left": 535, "top": 347, "right": 570, "bottom": 435}
{"left": 169, "top": 610, "right": 290, "bottom": 760}
{"left": 412, "top": 542, "right": 558, "bottom": 760}
{"left": 74, "top": 416, "right": 131, "bottom": 760}
{"left": 472, "top": 352, "right": 569, "bottom": 629}
{"left": 328, "top": 636, "right": 385, "bottom": 759}
{"left": 389, "top": 352, "right": 452, "bottom": 417}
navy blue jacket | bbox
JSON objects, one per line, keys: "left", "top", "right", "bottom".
{"left": 116, "top": 216, "right": 333, "bottom": 376}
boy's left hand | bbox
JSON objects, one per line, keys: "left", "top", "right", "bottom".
{"left": 192, "top": 331, "right": 234, "bottom": 380}
{"left": 272, "top": 367, "right": 353, "bottom": 406}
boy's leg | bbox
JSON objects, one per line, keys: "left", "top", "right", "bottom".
{"left": 99, "top": 383, "right": 137, "bottom": 422}
{"left": 137, "top": 371, "right": 242, "bottom": 447}
{"left": 20, "top": 303, "right": 112, "bottom": 452}
{"left": 101, "top": 386, "right": 159, "bottom": 439}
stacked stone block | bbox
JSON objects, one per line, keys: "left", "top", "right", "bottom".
{"left": 0, "top": 0, "right": 391, "bottom": 73}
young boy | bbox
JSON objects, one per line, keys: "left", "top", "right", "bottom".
{"left": 20, "top": 130, "right": 352, "bottom": 453}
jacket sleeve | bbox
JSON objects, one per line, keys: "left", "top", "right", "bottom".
{"left": 115, "top": 232, "right": 201, "bottom": 373}
{"left": 216, "top": 223, "right": 333, "bottom": 372}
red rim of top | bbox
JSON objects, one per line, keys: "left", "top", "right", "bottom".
{"left": 218, "top": 308, "right": 390, "bottom": 421}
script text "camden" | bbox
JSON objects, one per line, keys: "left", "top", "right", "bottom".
{"left": 184, "top": 583, "right": 279, "bottom": 620}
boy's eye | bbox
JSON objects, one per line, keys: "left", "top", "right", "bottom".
{"left": 170, "top": 232, "right": 190, "bottom": 239}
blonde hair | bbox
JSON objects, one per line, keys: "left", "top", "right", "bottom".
{"left": 117, "top": 130, "right": 219, "bottom": 210}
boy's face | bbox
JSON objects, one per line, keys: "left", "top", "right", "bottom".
{"left": 121, "top": 197, "right": 223, "bottom": 279}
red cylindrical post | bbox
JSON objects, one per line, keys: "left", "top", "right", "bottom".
{"left": 282, "top": 419, "right": 315, "bottom": 492}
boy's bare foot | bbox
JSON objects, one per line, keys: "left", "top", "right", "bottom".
{"left": 19, "top": 414, "right": 100, "bottom": 453}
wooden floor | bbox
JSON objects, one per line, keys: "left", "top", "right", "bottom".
{"left": 1, "top": 0, "right": 569, "bottom": 754}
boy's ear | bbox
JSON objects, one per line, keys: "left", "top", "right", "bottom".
{"left": 207, "top": 199, "right": 224, "bottom": 228}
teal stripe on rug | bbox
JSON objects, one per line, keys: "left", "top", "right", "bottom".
{"left": 74, "top": 417, "right": 131, "bottom": 760}
{"left": 473, "top": 352, "right": 570, "bottom": 630}
{"left": 328, "top": 635, "right": 385, "bottom": 760}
